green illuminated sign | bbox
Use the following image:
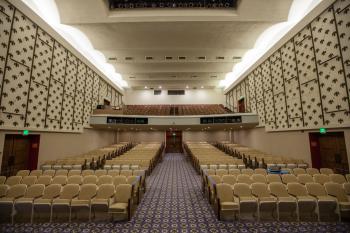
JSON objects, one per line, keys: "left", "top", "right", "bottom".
{"left": 319, "top": 128, "right": 326, "bottom": 134}
{"left": 23, "top": 130, "right": 29, "bottom": 136}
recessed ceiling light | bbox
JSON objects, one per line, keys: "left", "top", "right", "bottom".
{"left": 144, "top": 86, "right": 148, "bottom": 89}
{"left": 240, "top": 126, "right": 243, "bottom": 128}
{"left": 201, "top": 86, "right": 204, "bottom": 88}
{"left": 186, "top": 85, "right": 189, "bottom": 89}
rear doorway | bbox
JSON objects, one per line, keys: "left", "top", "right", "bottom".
{"left": 165, "top": 130, "right": 183, "bottom": 153}
{"left": 1, "top": 134, "right": 40, "bottom": 176}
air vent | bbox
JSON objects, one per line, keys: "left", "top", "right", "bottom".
{"left": 168, "top": 90, "right": 185, "bottom": 95}
{"left": 129, "top": 76, "right": 136, "bottom": 79}
{"left": 178, "top": 56, "right": 186, "bottom": 60}
{"left": 125, "top": 57, "right": 133, "bottom": 60}
{"left": 145, "top": 56, "right": 153, "bottom": 60}
{"left": 210, "top": 75, "right": 217, "bottom": 78}
{"left": 170, "top": 75, "right": 177, "bottom": 78}
{"left": 108, "top": 57, "right": 117, "bottom": 61}
{"left": 154, "top": 90, "right": 161, "bottom": 95}
{"left": 232, "top": 56, "right": 242, "bottom": 60}
{"left": 216, "top": 56, "right": 225, "bottom": 60}
{"left": 191, "top": 75, "right": 198, "bottom": 78}
{"left": 193, "top": 87, "right": 197, "bottom": 90}
{"left": 150, "top": 87, "right": 154, "bottom": 90}
{"left": 165, "top": 56, "right": 173, "bottom": 60}
{"left": 197, "top": 56, "right": 206, "bottom": 60}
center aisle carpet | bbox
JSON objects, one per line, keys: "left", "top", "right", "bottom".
{"left": 1, "top": 153, "right": 350, "bottom": 232}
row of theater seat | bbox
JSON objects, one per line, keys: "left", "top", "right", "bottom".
{"left": 0, "top": 183, "right": 136, "bottom": 223}
{"left": 213, "top": 181, "right": 349, "bottom": 222}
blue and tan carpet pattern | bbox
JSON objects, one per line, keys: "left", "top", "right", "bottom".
{"left": 1, "top": 153, "right": 350, "bottom": 232}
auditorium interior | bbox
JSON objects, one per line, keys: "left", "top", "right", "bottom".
{"left": 0, "top": 0, "right": 350, "bottom": 232}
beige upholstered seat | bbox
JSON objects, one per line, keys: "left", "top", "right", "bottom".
{"left": 237, "top": 174, "right": 253, "bottom": 185}
{"left": 281, "top": 174, "right": 298, "bottom": 184}
{"left": 233, "top": 183, "right": 258, "bottom": 220}
{"left": 91, "top": 184, "right": 115, "bottom": 219}
{"left": 266, "top": 174, "right": 282, "bottom": 183}
{"left": 67, "top": 175, "right": 83, "bottom": 185}
{"left": 109, "top": 184, "right": 132, "bottom": 220}
{"left": 297, "top": 174, "right": 314, "bottom": 185}
{"left": 14, "top": 184, "right": 45, "bottom": 222}
{"left": 0, "top": 176, "right": 6, "bottom": 185}
{"left": 329, "top": 174, "right": 347, "bottom": 184}
{"left": 82, "top": 170, "right": 94, "bottom": 177}
{"left": 97, "top": 175, "right": 114, "bottom": 185}
{"left": 5, "top": 176, "right": 22, "bottom": 186}
{"left": 269, "top": 182, "right": 297, "bottom": 221}
{"left": 83, "top": 175, "right": 98, "bottom": 184}
{"left": 107, "top": 170, "right": 120, "bottom": 177}
{"left": 208, "top": 175, "right": 221, "bottom": 204}
{"left": 287, "top": 182, "right": 317, "bottom": 220}
{"left": 0, "top": 185, "right": 9, "bottom": 198}
{"left": 221, "top": 175, "right": 236, "bottom": 188}
{"left": 33, "top": 184, "right": 62, "bottom": 221}
{"left": 216, "top": 183, "right": 239, "bottom": 220}
{"left": 206, "top": 169, "right": 216, "bottom": 176}
{"left": 251, "top": 174, "right": 267, "bottom": 184}
{"left": 127, "top": 176, "right": 141, "bottom": 203}
{"left": 0, "top": 184, "right": 27, "bottom": 223}
{"left": 67, "top": 170, "right": 81, "bottom": 177}
{"left": 251, "top": 183, "right": 277, "bottom": 220}
{"left": 228, "top": 169, "right": 241, "bottom": 175}
{"left": 43, "top": 170, "right": 56, "bottom": 177}
{"left": 324, "top": 182, "right": 350, "bottom": 217}
{"left": 216, "top": 169, "right": 228, "bottom": 177}
{"left": 71, "top": 184, "right": 98, "bottom": 220}
{"left": 55, "top": 169, "right": 68, "bottom": 176}
{"left": 17, "top": 170, "right": 30, "bottom": 177}
{"left": 120, "top": 170, "right": 133, "bottom": 177}
{"left": 52, "top": 184, "right": 80, "bottom": 221}
{"left": 29, "top": 170, "right": 43, "bottom": 177}
{"left": 114, "top": 176, "right": 127, "bottom": 187}
{"left": 346, "top": 174, "right": 350, "bottom": 183}
{"left": 292, "top": 168, "right": 306, "bottom": 176}
{"left": 241, "top": 169, "right": 254, "bottom": 176}
{"left": 343, "top": 183, "right": 350, "bottom": 196}
{"left": 21, "top": 176, "right": 37, "bottom": 186}
{"left": 306, "top": 168, "right": 320, "bottom": 176}
{"left": 313, "top": 174, "right": 331, "bottom": 185}
{"left": 254, "top": 169, "right": 267, "bottom": 176}
{"left": 51, "top": 175, "right": 67, "bottom": 185}
{"left": 95, "top": 170, "right": 107, "bottom": 177}
{"left": 320, "top": 168, "right": 333, "bottom": 175}
{"left": 306, "top": 182, "right": 338, "bottom": 221}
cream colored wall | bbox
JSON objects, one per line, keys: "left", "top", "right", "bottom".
{"left": 183, "top": 131, "right": 230, "bottom": 143}
{"left": 0, "top": 129, "right": 117, "bottom": 170}
{"left": 118, "top": 131, "right": 165, "bottom": 143}
{"left": 233, "top": 127, "right": 350, "bottom": 168}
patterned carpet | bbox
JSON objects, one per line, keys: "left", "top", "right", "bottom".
{"left": 1, "top": 153, "right": 350, "bottom": 233}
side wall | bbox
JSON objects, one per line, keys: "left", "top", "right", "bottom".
{"left": 233, "top": 127, "right": 350, "bottom": 166}
{"left": 124, "top": 89, "right": 225, "bottom": 105}
{"left": 0, "top": 129, "right": 117, "bottom": 170}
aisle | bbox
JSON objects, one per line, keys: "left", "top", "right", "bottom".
{"left": 1, "top": 153, "right": 350, "bottom": 233}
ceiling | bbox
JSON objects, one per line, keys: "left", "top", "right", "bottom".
{"left": 55, "top": 0, "right": 293, "bottom": 90}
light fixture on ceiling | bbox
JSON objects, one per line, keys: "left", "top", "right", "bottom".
{"left": 186, "top": 85, "right": 189, "bottom": 89}
{"left": 144, "top": 86, "right": 148, "bottom": 89}
{"left": 201, "top": 86, "right": 204, "bottom": 89}
{"left": 159, "top": 86, "right": 162, "bottom": 89}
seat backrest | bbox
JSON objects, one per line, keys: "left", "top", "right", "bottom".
{"left": 108, "top": 170, "right": 120, "bottom": 177}
{"left": 313, "top": 174, "right": 331, "bottom": 185}
{"left": 36, "top": 175, "right": 52, "bottom": 186}
{"left": 16, "top": 170, "right": 30, "bottom": 177}
{"left": 95, "top": 184, "right": 115, "bottom": 199}
{"left": 216, "top": 169, "right": 228, "bottom": 177}
{"left": 306, "top": 168, "right": 319, "bottom": 176}
{"left": 83, "top": 175, "right": 98, "bottom": 184}
{"left": 251, "top": 183, "right": 271, "bottom": 198}
{"left": 133, "top": 170, "right": 145, "bottom": 176}
{"left": 51, "top": 175, "right": 67, "bottom": 185}
{"left": 55, "top": 169, "right": 68, "bottom": 176}
{"left": 0, "top": 184, "right": 9, "bottom": 197}
{"left": 343, "top": 183, "right": 350, "bottom": 195}
{"left": 346, "top": 174, "right": 350, "bottom": 183}
{"left": 241, "top": 168, "right": 254, "bottom": 176}
{"left": 208, "top": 175, "right": 221, "bottom": 185}
{"left": 43, "top": 170, "right": 56, "bottom": 176}
{"left": 21, "top": 176, "right": 37, "bottom": 186}
{"left": 7, "top": 184, "right": 27, "bottom": 198}
{"left": 281, "top": 174, "right": 298, "bottom": 184}
{"left": 320, "top": 168, "right": 333, "bottom": 175}
{"left": 206, "top": 169, "right": 216, "bottom": 175}
{"left": 0, "top": 176, "right": 6, "bottom": 184}
{"left": 228, "top": 169, "right": 241, "bottom": 175}
{"left": 254, "top": 168, "right": 267, "bottom": 175}
{"left": 67, "top": 175, "right": 83, "bottom": 185}
{"left": 42, "top": 184, "right": 62, "bottom": 199}
{"left": 233, "top": 183, "right": 252, "bottom": 197}
{"left": 216, "top": 183, "right": 234, "bottom": 202}
{"left": 305, "top": 182, "right": 327, "bottom": 197}
{"left": 266, "top": 174, "right": 282, "bottom": 183}
{"left": 24, "top": 184, "right": 45, "bottom": 198}
{"left": 292, "top": 168, "right": 306, "bottom": 175}
{"left": 59, "top": 184, "right": 80, "bottom": 199}
{"left": 329, "top": 174, "right": 347, "bottom": 184}
{"left": 119, "top": 170, "right": 133, "bottom": 177}
{"left": 82, "top": 170, "right": 95, "bottom": 177}
{"left": 114, "top": 176, "right": 127, "bottom": 186}
{"left": 127, "top": 176, "right": 139, "bottom": 186}
{"left": 287, "top": 182, "right": 308, "bottom": 197}
{"left": 324, "top": 182, "right": 348, "bottom": 202}
{"left": 297, "top": 174, "right": 313, "bottom": 185}
{"left": 237, "top": 174, "right": 253, "bottom": 185}
{"left": 269, "top": 182, "right": 289, "bottom": 197}
{"left": 251, "top": 174, "right": 267, "bottom": 184}
{"left": 29, "top": 170, "right": 43, "bottom": 177}
{"left": 222, "top": 175, "right": 236, "bottom": 185}
{"left": 5, "top": 176, "right": 22, "bottom": 186}
{"left": 95, "top": 170, "right": 107, "bottom": 177}
{"left": 115, "top": 184, "right": 132, "bottom": 203}
{"left": 97, "top": 175, "right": 113, "bottom": 185}
{"left": 78, "top": 184, "right": 97, "bottom": 200}
{"left": 68, "top": 170, "right": 81, "bottom": 177}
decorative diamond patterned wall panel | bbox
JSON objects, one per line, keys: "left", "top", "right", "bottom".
{"left": 46, "top": 78, "right": 63, "bottom": 122}
{"left": 99, "top": 80, "right": 108, "bottom": 105}
{"left": 256, "top": 100, "right": 265, "bottom": 126}
{"left": 73, "top": 92, "right": 84, "bottom": 124}
{"left": 60, "top": 94, "right": 74, "bottom": 130}
{"left": 32, "top": 38, "right": 52, "bottom": 86}
{"left": 84, "top": 72, "right": 93, "bottom": 102}
{"left": 64, "top": 53, "right": 77, "bottom": 96}
{"left": 226, "top": 0, "right": 350, "bottom": 131}
{"left": 76, "top": 61, "right": 86, "bottom": 93}
{"left": 37, "top": 28, "right": 54, "bottom": 47}
{"left": 261, "top": 61, "right": 272, "bottom": 91}
{"left": 26, "top": 82, "right": 47, "bottom": 128}
{"left": 264, "top": 90, "right": 275, "bottom": 123}
{"left": 51, "top": 42, "right": 66, "bottom": 83}
{"left": 83, "top": 100, "right": 92, "bottom": 127}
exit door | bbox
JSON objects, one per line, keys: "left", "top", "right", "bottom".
{"left": 1, "top": 134, "right": 40, "bottom": 176}
{"left": 165, "top": 131, "right": 183, "bottom": 153}
{"left": 309, "top": 132, "right": 348, "bottom": 174}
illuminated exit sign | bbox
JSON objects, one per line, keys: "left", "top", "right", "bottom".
{"left": 23, "top": 130, "right": 29, "bottom": 136}
{"left": 319, "top": 128, "right": 326, "bottom": 134}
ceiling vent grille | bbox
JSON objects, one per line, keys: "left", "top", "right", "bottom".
{"left": 178, "top": 56, "right": 186, "bottom": 60}
{"left": 216, "top": 56, "right": 225, "bottom": 60}
{"left": 165, "top": 56, "right": 173, "bottom": 60}
{"left": 125, "top": 57, "right": 133, "bottom": 60}
{"left": 197, "top": 56, "right": 206, "bottom": 60}
{"left": 145, "top": 56, "right": 153, "bottom": 60}
{"left": 168, "top": 90, "right": 185, "bottom": 95}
